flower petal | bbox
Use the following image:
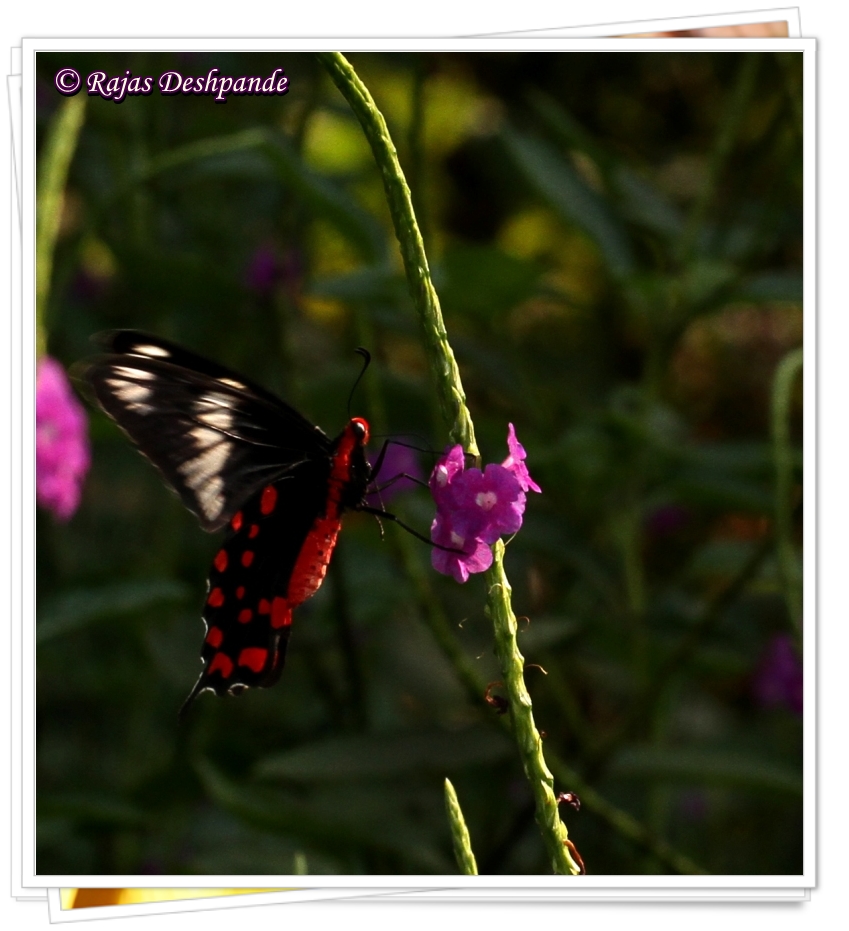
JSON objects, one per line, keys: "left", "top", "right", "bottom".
{"left": 502, "top": 423, "right": 541, "bottom": 493}
{"left": 430, "top": 511, "right": 493, "bottom": 583}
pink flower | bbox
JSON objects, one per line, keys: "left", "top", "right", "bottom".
{"left": 36, "top": 356, "right": 90, "bottom": 521}
{"left": 429, "top": 425, "right": 540, "bottom": 583}
{"left": 450, "top": 463, "right": 525, "bottom": 544}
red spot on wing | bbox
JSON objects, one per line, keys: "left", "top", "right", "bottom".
{"left": 205, "top": 626, "right": 224, "bottom": 648}
{"left": 208, "top": 587, "right": 225, "bottom": 607}
{"left": 214, "top": 549, "right": 228, "bottom": 573}
{"left": 249, "top": 524, "right": 260, "bottom": 539}
{"left": 231, "top": 511, "right": 243, "bottom": 532}
{"left": 260, "top": 485, "right": 278, "bottom": 515}
{"left": 242, "top": 550, "right": 255, "bottom": 568}
{"left": 258, "top": 598, "right": 271, "bottom": 615}
{"left": 238, "top": 608, "right": 253, "bottom": 624}
{"left": 208, "top": 652, "right": 233, "bottom": 678}
{"left": 238, "top": 647, "right": 268, "bottom": 673}
{"left": 236, "top": 586, "right": 245, "bottom": 600}
{"left": 271, "top": 597, "right": 291, "bottom": 629}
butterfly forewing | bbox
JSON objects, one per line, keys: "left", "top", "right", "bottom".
{"left": 78, "top": 331, "right": 332, "bottom": 531}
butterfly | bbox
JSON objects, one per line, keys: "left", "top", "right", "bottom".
{"left": 77, "top": 330, "right": 387, "bottom": 717}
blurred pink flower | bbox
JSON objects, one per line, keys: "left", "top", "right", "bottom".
{"left": 752, "top": 633, "right": 802, "bottom": 716}
{"left": 645, "top": 503, "right": 691, "bottom": 537}
{"left": 36, "top": 356, "right": 90, "bottom": 521}
{"left": 367, "top": 443, "right": 424, "bottom": 507}
{"left": 245, "top": 244, "right": 280, "bottom": 294}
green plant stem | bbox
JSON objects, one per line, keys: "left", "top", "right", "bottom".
{"left": 399, "top": 537, "right": 706, "bottom": 874}
{"left": 316, "top": 51, "right": 477, "bottom": 458}
{"left": 613, "top": 503, "right": 648, "bottom": 686}
{"left": 36, "top": 95, "right": 86, "bottom": 358}
{"left": 444, "top": 778, "right": 479, "bottom": 875}
{"left": 485, "top": 540, "right": 579, "bottom": 874}
{"left": 771, "top": 347, "right": 803, "bottom": 637}
{"left": 319, "top": 50, "right": 580, "bottom": 873}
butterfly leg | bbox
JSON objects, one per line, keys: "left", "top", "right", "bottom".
{"left": 358, "top": 505, "right": 462, "bottom": 553}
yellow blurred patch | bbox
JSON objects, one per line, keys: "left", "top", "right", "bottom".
{"left": 308, "top": 220, "right": 360, "bottom": 278}
{"left": 79, "top": 236, "right": 118, "bottom": 281}
{"left": 303, "top": 109, "right": 372, "bottom": 175}
{"left": 499, "top": 210, "right": 604, "bottom": 305}
{"left": 424, "top": 70, "right": 503, "bottom": 157}
{"left": 301, "top": 294, "right": 348, "bottom": 327}
{"left": 382, "top": 335, "right": 428, "bottom": 380}
{"left": 62, "top": 888, "right": 287, "bottom": 909}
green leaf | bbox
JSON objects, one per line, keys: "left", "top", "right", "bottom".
{"left": 501, "top": 126, "right": 636, "bottom": 278}
{"left": 679, "top": 259, "right": 737, "bottom": 306}
{"left": 308, "top": 266, "right": 407, "bottom": 304}
{"left": 680, "top": 441, "right": 775, "bottom": 475}
{"left": 37, "top": 579, "right": 189, "bottom": 644}
{"left": 686, "top": 540, "right": 764, "bottom": 578}
{"left": 438, "top": 243, "right": 542, "bottom": 322}
{"left": 516, "top": 615, "right": 581, "bottom": 651}
{"left": 611, "top": 166, "right": 684, "bottom": 238}
{"left": 610, "top": 746, "right": 802, "bottom": 795}
{"left": 736, "top": 271, "right": 803, "bottom": 302}
{"left": 196, "top": 759, "right": 451, "bottom": 873}
{"left": 38, "top": 793, "right": 148, "bottom": 828}
{"left": 254, "top": 728, "right": 512, "bottom": 782}
{"left": 135, "top": 128, "right": 387, "bottom": 262}
{"left": 672, "top": 473, "right": 773, "bottom": 512}
{"left": 529, "top": 89, "right": 683, "bottom": 238}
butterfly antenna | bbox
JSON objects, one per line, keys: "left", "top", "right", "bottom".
{"left": 347, "top": 347, "right": 371, "bottom": 417}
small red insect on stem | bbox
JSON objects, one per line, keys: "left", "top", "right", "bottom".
{"left": 484, "top": 681, "right": 509, "bottom": 715}
{"left": 557, "top": 791, "right": 582, "bottom": 812}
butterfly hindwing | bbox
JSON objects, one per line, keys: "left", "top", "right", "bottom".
{"left": 76, "top": 331, "right": 332, "bottom": 531}
{"left": 182, "top": 459, "right": 336, "bottom": 709}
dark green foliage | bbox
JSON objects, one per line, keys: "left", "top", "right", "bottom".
{"left": 36, "top": 50, "right": 803, "bottom": 875}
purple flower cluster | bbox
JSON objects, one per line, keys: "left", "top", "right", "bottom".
{"left": 36, "top": 356, "right": 91, "bottom": 521}
{"left": 751, "top": 633, "right": 803, "bottom": 716}
{"left": 430, "top": 424, "right": 541, "bottom": 583}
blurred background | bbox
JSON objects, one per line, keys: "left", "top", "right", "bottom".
{"left": 36, "top": 50, "right": 803, "bottom": 876}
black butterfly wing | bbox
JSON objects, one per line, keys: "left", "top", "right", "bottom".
{"left": 76, "top": 331, "right": 332, "bottom": 531}
{"left": 180, "top": 459, "right": 335, "bottom": 713}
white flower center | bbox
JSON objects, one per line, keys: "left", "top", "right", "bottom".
{"left": 450, "top": 531, "right": 465, "bottom": 547}
{"left": 475, "top": 491, "right": 498, "bottom": 511}
{"left": 436, "top": 466, "right": 449, "bottom": 486}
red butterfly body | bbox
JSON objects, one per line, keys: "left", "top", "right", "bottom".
{"left": 77, "top": 331, "right": 372, "bottom": 714}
